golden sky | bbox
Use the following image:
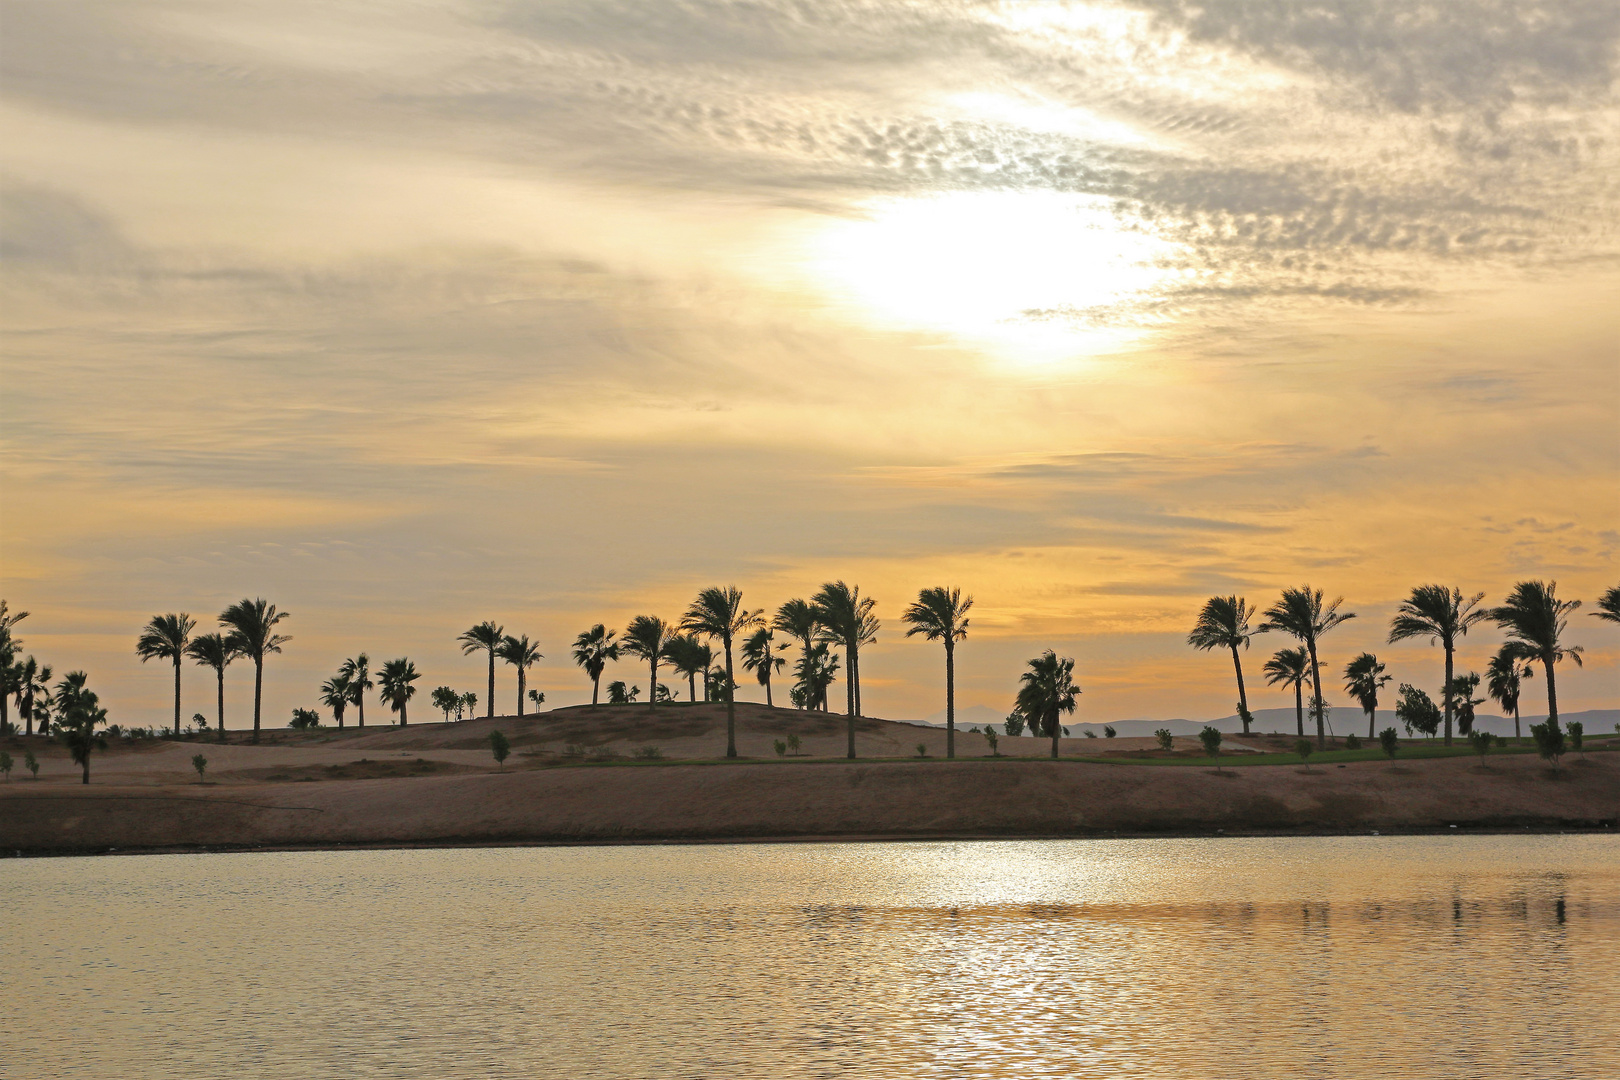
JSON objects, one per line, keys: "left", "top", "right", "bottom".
{"left": 3, "top": 0, "right": 1617, "bottom": 727}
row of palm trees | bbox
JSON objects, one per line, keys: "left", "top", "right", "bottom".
{"left": 1190, "top": 581, "right": 1614, "bottom": 748}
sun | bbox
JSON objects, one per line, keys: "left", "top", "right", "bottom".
{"left": 804, "top": 189, "right": 1172, "bottom": 363}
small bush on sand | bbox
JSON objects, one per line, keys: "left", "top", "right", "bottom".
{"left": 1469, "top": 729, "right": 1494, "bottom": 765}
{"left": 1380, "top": 727, "right": 1400, "bottom": 759}
{"left": 1154, "top": 728, "right": 1173, "bottom": 752}
{"left": 633, "top": 746, "right": 662, "bottom": 760}
{"left": 1568, "top": 721, "right": 1584, "bottom": 757}
{"left": 1199, "top": 726, "right": 1223, "bottom": 772}
{"left": 1530, "top": 720, "right": 1565, "bottom": 770}
{"left": 1104, "top": 725, "right": 1117, "bottom": 739}
{"left": 774, "top": 739, "right": 787, "bottom": 757}
{"left": 982, "top": 727, "right": 1000, "bottom": 756}
{"left": 288, "top": 708, "right": 321, "bottom": 730}
{"left": 1295, "top": 739, "right": 1314, "bottom": 771}
{"left": 191, "top": 754, "right": 207, "bottom": 782}
{"left": 1394, "top": 685, "right": 1441, "bottom": 738}
{"left": 1343, "top": 733, "right": 1361, "bottom": 750}
{"left": 0, "top": 751, "right": 11, "bottom": 780}
{"left": 1084, "top": 729, "right": 1097, "bottom": 738}
{"left": 786, "top": 734, "right": 802, "bottom": 756}
{"left": 488, "top": 729, "right": 511, "bottom": 768}
{"left": 915, "top": 743, "right": 928, "bottom": 758}
{"left": 25, "top": 749, "right": 39, "bottom": 779}
{"left": 1003, "top": 712, "right": 1025, "bottom": 738}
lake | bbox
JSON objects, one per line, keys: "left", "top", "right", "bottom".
{"left": 9, "top": 835, "right": 1616, "bottom": 1078}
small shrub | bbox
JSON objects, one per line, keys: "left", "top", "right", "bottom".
{"left": 1104, "top": 725, "right": 1117, "bottom": 739}
{"left": 1469, "top": 729, "right": 1494, "bottom": 764}
{"left": 488, "top": 729, "right": 511, "bottom": 768}
{"left": 982, "top": 727, "right": 1000, "bottom": 756}
{"left": 1394, "top": 685, "right": 1441, "bottom": 738}
{"left": 1154, "top": 728, "right": 1173, "bottom": 752}
{"left": 1295, "top": 739, "right": 1314, "bottom": 770}
{"left": 1199, "top": 726, "right": 1223, "bottom": 772}
{"left": 1530, "top": 720, "right": 1565, "bottom": 769}
{"left": 1379, "top": 727, "right": 1400, "bottom": 759}
{"left": 773, "top": 739, "right": 787, "bottom": 758}
{"left": 1343, "top": 733, "right": 1361, "bottom": 750}
{"left": 528, "top": 689, "right": 545, "bottom": 709}
{"left": 191, "top": 754, "right": 208, "bottom": 782}
{"left": 1002, "top": 712, "right": 1025, "bottom": 738}
{"left": 786, "top": 733, "right": 802, "bottom": 756}
{"left": 191, "top": 712, "right": 210, "bottom": 733}
{"left": 915, "top": 743, "right": 928, "bottom": 758}
{"left": 288, "top": 708, "right": 321, "bottom": 730}
{"left": 1084, "top": 729, "right": 1098, "bottom": 738}
{"left": 967, "top": 725, "right": 979, "bottom": 734}
{"left": 633, "top": 746, "right": 662, "bottom": 760}
{"left": 0, "top": 750, "right": 11, "bottom": 781}
{"left": 1568, "top": 721, "right": 1584, "bottom": 757}
{"left": 25, "top": 749, "right": 39, "bottom": 779}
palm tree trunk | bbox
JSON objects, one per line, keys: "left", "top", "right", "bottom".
{"left": 688, "top": 672, "right": 697, "bottom": 702}
{"left": 517, "top": 668, "right": 525, "bottom": 717}
{"left": 1514, "top": 703, "right": 1521, "bottom": 743}
{"left": 844, "top": 646, "right": 855, "bottom": 715}
{"left": 1442, "top": 641, "right": 1455, "bottom": 746}
{"left": 1306, "top": 642, "right": 1325, "bottom": 749}
{"left": 764, "top": 671, "right": 773, "bottom": 709}
{"left": 401, "top": 699, "right": 408, "bottom": 725}
{"left": 487, "top": 649, "right": 496, "bottom": 718}
{"left": 1367, "top": 707, "right": 1375, "bottom": 740}
{"left": 358, "top": 693, "right": 365, "bottom": 728}
{"left": 649, "top": 657, "right": 658, "bottom": 709}
{"left": 216, "top": 669, "right": 226, "bottom": 742}
{"left": 1230, "top": 645, "right": 1251, "bottom": 734}
{"left": 1543, "top": 656, "right": 1558, "bottom": 726}
{"left": 591, "top": 673, "right": 601, "bottom": 707}
{"left": 23, "top": 690, "right": 32, "bottom": 736}
{"left": 724, "top": 641, "right": 737, "bottom": 759}
{"left": 172, "top": 656, "right": 182, "bottom": 737}
{"left": 1295, "top": 683, "right": 1304, "bottom": 737}
{"left": 252, "top": 658, "right": 263, "bottom": 743}
{"left": 944, "top": 640, "right": 956, "bottom": 760}
{"left": 1050, "top": 709, "right": 1059, "bottom": 759}
{"left": 853, "top": 647, "right": 862, "bottom": 717}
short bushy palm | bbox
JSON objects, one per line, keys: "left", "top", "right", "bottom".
{"left": 340, "top": 654, "right": 373, "bottom": 727}
{"left": 1489, "top": 580, "right": 1582, "bottom": 726}
{"left": 1386, "top": 585, "right": 1488, "bottom": 746}
{"left": 1188, "top": 596, "right": 1261, "bottom": 733}
{"left": 219, "top": 599, "right": 291, "bottom": 744}
{"left": 320, "top": 671, "right": 352, "bottom": 728}
{"left": 1261, "top": 586, "right": 1354, "bottom": 749}
{"left": 1264, "top": 646, "right": 1310, "bottom": 738}
{"left": 572, "top": 625, "right": 619, "bottom": 706}
{"left": 497, "top": 634, "right": 543, "bottom": 716}
{"left": 903, "top": 586, "right": 973, "bottom": 759}
{"left": 663, "top": 634, "right": 712, "bottom": 702}
{"left": 137, "top": 612, "right": 196, "bottom": 737}
{"left": 1485, "top": 645, "right": 1535, "bottom": 742}
{"left": 682, "top": 586, "right": 761, "bottom": 759}
{"left": 186, "top": 632, "right": 240, "bottom": 741}
{"left": 740, "top": 627, "right": 786, "bottom": 708}
{"left": 378, "top": 657, "right": 420, "bottom": 724}
{"left": 621, "top": 616, "right": 674, "bottom": 712}
{"left": 1342, "top": 652, "right": 1391, "bottom": 739}
{"left": 1015, "top": 650, "right": 1079, "bottom": 760}
{"left": 773, "top": 600, "right": 822, "bottom": 709}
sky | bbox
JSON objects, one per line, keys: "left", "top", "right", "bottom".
{"left": 3, "top": 0, "right": 1618, "bottom": 729}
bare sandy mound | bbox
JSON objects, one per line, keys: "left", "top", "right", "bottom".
{"left": 3, "top": 751, "right": 1614, "bottom": 854}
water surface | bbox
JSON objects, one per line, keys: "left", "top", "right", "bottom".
{"left": 10, "top": 835, "right": 1616, "bottom": 1078}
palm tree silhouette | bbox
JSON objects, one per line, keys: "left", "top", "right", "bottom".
{"left": 682, "top": 586, "right": 762, "bottom": 759}
{"left": 320, "top": 671, "right": 352, "bottom": 729}
{"left": 740, "top": 626, "right": 786, "bottom": 707}
{"left": 1485, "top": 645, "right": 1535, "bottom": 743}
{"left": 791, "top": 643, "right": 838, "bottom": 710}
{"left": 1188, "top": 596, "right": 1262, "bottom": 734}
{"left": 1593, "top": 585, "right": 1620, "bottom": 625}
{"left": 1490, "top": 580, "right": 1582, "bottom": 727}
{"left": 1263, "top": 646, "right": 1310, "bottom": 737}
{"left": 340, "top": 654, "right": 373, "bottom": 727}
{"left": 812, "top": 581, "right": 879, "bottom": 727}
{"left": 1261, "top": 586, "right": 1355, "bottom": 749}
{"left": 458, "top": 622, "right": 505, "bottom": 720}
{"left": 622, "top": 616, "right": 674, "bottom": 714}
{"left": 185, "top": 632, "right": 240, "bottom": 742}
{"left": 377, "top": 657, "right": 421, "bottom": 724}
{"left": 136, "top": 613, "right": 196, "bottom": 737}
{"left": 15, "top": 655, "right": 52, "bottom": 737}
{"left": 219, "top": 599, "right": 290, "bottom": 744}
{"left": 572, "top": 624, "right": 620, "bottom": 706}
{"left": 498, "top": 634, "right": 543, "bottom": 716}
{"left": 663, "top": 634, "right": 712, "bottom": 702}
{"left": 1342, "top": 652, "right": 1391, "bottom": 739}
{"left": 903, "top": 586, "right": 973, "bottom": 759}
{"left": 1015, "top": 650, "right": 1079, "bottom": 760}
{"left": 773, "top": 599, "right": 821, "bottom": 709}
{"left": 1386, "top": 585, "right": 1488, "bottom": 746}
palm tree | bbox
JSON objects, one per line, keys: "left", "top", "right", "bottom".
{"left": 1014, "top": 650, "right": 1080, "bottom": 760}
{"left": 1593, "top": 585, "right": 1620, "bottom": 625}
{"left": 740, "top": 626, "right": 786, "bottom": 707}
{"left": 1489, "top": 580, "right": 1582, "bottom": 727}
{"left": 1386, "top": 585, "right": 1488, "bottom": 746}
{"left": 320, "top": 671, "right": 352, "bottom": 729}
{"left": 791, "top": 643, "right": 839, "bottom": 710}
{"left": 1188, "top": 596, "right": 1262, "bottom": 734}
{"left": 812, "top": 581, "right": 879, "bottom": 721}
{"left": 903, "top": 586, "right": 973, "bottom": 759}
{"left": 1261, "top": 586, "right": 1355, "bottom": 748}
{"left": 185, "top": 633, "right": 240, "bottom": 742}
{"left": 1485, "top": 645, "right": 1535, "bottom": 743}
{"left": 1342, "top": 652, "right": 1391, "bottom": 739}
{"left": 219, "top": 599, "right": 291, "bottom": 744}
{"left": 621, "top": 616, "right": 674, "bottom": 713}
{"left": 54, "top": 671, "right": 108, "bottom": 784}
{"left": 15, "top": 656, "right": 52, "bottom": 737}
{"left": 572, "top": 624, "right": 620, "bottom": 706}
{"left": 0, "top": 601, "right": 25, "bottom": 735}
{"left": 682, "top": 586, "right": 762, "bottom": 760}
{"left": 1263, "top": 646, "right": 1310, "bottom": 737}
{"left": 773, "top": 599, "right": 822, "bottom": 709}
{"left": 663, "top": 634, "right": 712, "bottom": 702}
{"left": 377, "top": 657, "right": 421, "bottom": 724}
{"left": 136, "top": 612, "right": 196, "bottom": 737}
{"left": 458, "top": 621, "right": 505, "bottom": 719}
{"left": 340, "top": 654, "right": 373, "bottom": 727}
{"left": 497, "top": 634, "right": 543, "bottom": 716}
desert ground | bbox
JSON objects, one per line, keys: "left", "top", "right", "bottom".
{"left": 2, "top": 703, "right": 1615, "bottom": 854}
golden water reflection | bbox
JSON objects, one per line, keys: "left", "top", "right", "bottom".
{"left": 8, "top": 835, "right": 1616, "bottom": 1078}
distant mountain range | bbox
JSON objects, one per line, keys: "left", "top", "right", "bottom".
{"left": 917, "top": 704, "right": 1620, "bottom": 739}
